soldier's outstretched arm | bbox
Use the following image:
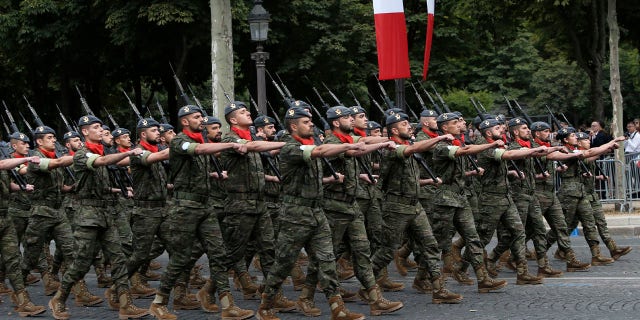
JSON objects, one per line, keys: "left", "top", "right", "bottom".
{"left": 0, "top": 156, "right": 38, "bottom": 170}
{"left": 581, "top": 136, "right": 624, "bottom": 160}
{"left": 43, "top": 155, "right": 74, "bottom": 170}
{"left": 502, "top": 146, "right": 547, "bottom": 160}
{"left": 143, "top": 148, "right": 170, "bottom": 164}
{"left": 357, "top": 136, "right": 389, "bottom": 144}
{"left": 93, "top": 148, "right": 143, "bottom": 167}
{"left": 195, "top": 142, "right": 247, "bottom": 155}
{"left": 347, "top": 141, "right": 395, "bottom": 157}
{"left": 245, "top": 141, "right": 286, "bottom": 152}
{"left": 546, "top": 149, "right": 581, "bottom": 161}
{"left": 403, "top": 135, "right": 453, "bottom": 156}
{"left": 455, "top": 141, "right": 502, "bottom": 157}
{"left": 311, "top": 142, "right": 364, "bottom": 158}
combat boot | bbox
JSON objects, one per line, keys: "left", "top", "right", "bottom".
{"left": 441, "top": 252, "right": 455, "bottom": 277}
{"left": 498, "top": 251, "right": 516, "bottom": 271}
{"left": 272, "top": 290, "right": 296, "bottom": 312}
{"left": 252, "top": 256, "right": 263, "bottom": 272}
{"left": 474, "top": 265, "right": 507, "bottom": 293}
{"left": 149, "top": 292, "right": 177, "bottom": 320}
{"left": 553, "top": 249, "right": 566, "bottom": 261}
{"left": 149, "top": 259, "right": 162, "bottom": 270}
{"left": 431, "top": 276, "right": 463, "bottom": 304}
{"left": 537, "top": 257, "right": 563, "bottom": 278}
{"left": 485, "top": 252, "right": 499, "bottom": 278}
{"left": 297, "top": 251, "right": 309, "bottom": 266}
{"left": 328, "top": 295, "right": 365, "bottom": 320}
{"left": 48, "top": 290, "right": 70, "bottom": 320}
{"left": 451, "top": 238, "right": 465, "bottom": 262}
{"left": 452, "top": 262, "right": 474, "bottom": 285}
{"left": 219, "top": 291, "right": 255, "bottom": 320}
{"left": 95, "top": 264, "right": 112, "bottom": 288}
{"left": 393, "top": 246, "right": 409, "bottom": 277}
{"left": 196, "top": 279, "right": 220, "bottom": 313}
{"left": 173, "top": 283, "right": 200, "bottom": 310}
{"left": 411, "top": 267, "right": 432, "bottom": 294}
{"left": 143, "top": 269, "right": 162, "bottom": 282}
{"left": 366, "top": 284, "right": 403, "bottom": 316}
{"left": 0, "top": 282, "right": 11, "bottom": 295}
{"left": 296, "top": 284, "right": 321, "bottom": 316}
{"left": 525, "top": 247, "right": 536, "bottom": 261}
{"left": 237, "top": 271, "right": 260, "bottom": 300}
{"left": 290, "top": 261, "right": 306, "bottom": 291}
{"left": 25, "top": 273, "right": 40, "bottom": 285}
{"left": 605, "top": 239, "right": 632, "bottom": 260}
{"left": 130, "top": 272, "right": 156, "bottom": 298}
{"left": 565, "top": 250, "right": 591, "bottom": 272}
{"left": 43, "top": 271, "right": 60, "bottom": 296}
{"left": 515, "top": 260, "right": 543, "bottom": 285}
{"left": 72, "top": 279, "right": 103, "bottom": 306}
{"left": 105, "top": 285, "right": 120, "bottom": 310}
{"left": 336, "top": 257, "right": 355, "bottom": 281}
{"left": 118, "top": 289, "right": 149, "bottom": 319}
{"left": 256, "top": 293, "right": 279, "bottom": 320}
{"left": 189, "top": 264, "right": 207, "bottom": 289}
{"left": 11, "top": 289, "right": 46, "bottom": 317}
{"left": 338, "top": 287, "right": 358, "bottom": 302}
{"left": 590, "top": 244, "right": 615, "bottom": 266}
{"left": 376, "top": 267, "right": 404, "bottom": 292}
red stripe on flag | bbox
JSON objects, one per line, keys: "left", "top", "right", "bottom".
{"left": 422, "top": 14, "right": 434, "bottom": 80}
{"left": 374, "top": 12, "right": 410, "bottom": 80}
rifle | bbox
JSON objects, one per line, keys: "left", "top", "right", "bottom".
{"left": 268, "top": 71, "right": 295, "bottom": 108}
{"left": 75, "top": 85, "right": 97, "bottom": 116}
{"left": 169, "top": 62, "right": 193, "bottom": 105}
{"left": 503, "top": 97, "right": 547, "bottom": 175}
{"left": 471, "top": 98, "right": 523, "bottom": 179}
{"left": 266, "top": 100, "right": 284, "bottom": 130}
{"left": 374, "top": 74, "right": 394, "bottom": 108}
{"left": 103, "top": 107, "right": 119, "bottom": 129}
{"left": 403, "top": 101, "right": 420, "bottom": 122}
{"left": 1, "top": 115, "right": 10, "bottom": 137}
{"left": 367, "top": 93, "right": 385, "bottom": 115}
{"left": 419, "top": 82, "right": 443, "bottom": 115}
{"left": 322, "top": 82, "right": 343, "bottom": 106}
{"left": 56, "top": 104, "right": 79, "bottom": 135}
{"left": 0, "top": 112, "right": 27, "bottom": 190}
{"left": 121, "top": 90, "right": 143, "bottom": 121}
{"left": 556, "top": 109, "right": 602, "bottom": 176}
{"left": 155, "top": 98, "right": 169, "bottom": 124}
{"left": 305, "top": 101, "right": 340, "bottom": 180}
{"left": 410, "top": 82, "right": 427, "bottom": 111}
{"left": 187, "top": 85, "right": 203, "bottom": 109}
{"left": 3, "top": 101, "right": 21, "bottom": 133}
{"left": 430, "top": 84, "right": 451, "bottom": 113}
{"left": 275, "top": 72, "right": 294, "bottom": 100}
{"left": 349, "top": 90, "right": 362, "bottom": 108}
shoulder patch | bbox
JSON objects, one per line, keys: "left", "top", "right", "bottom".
{"left": 86, "top": 152, "right": 95, "bottom": 158}
{"left": 181, "top": 142, "right": 191, "bottom": 151}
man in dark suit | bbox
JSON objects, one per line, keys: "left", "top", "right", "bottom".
{"left": 589, "top": 121, "right": 613, "bottom": 149}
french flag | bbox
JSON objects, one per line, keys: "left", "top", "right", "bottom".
{"left": 373, "top": 0, "right": 410, "bottom": 80}
{"left": 423, "top": 0, "right": 435, "bottom": 80}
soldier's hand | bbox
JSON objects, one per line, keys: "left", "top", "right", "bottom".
{"left": 233, "top": 143, "right": 248, "bottom": 154}
{"left": 556, "top": 164, "right": 568, "bottom": 172}
{"left": 129, "top": 148, "right": 144, "bottom": 156}
{"left": 614, "top": 136, "right": 626, "bottom": 143}
{"left": 382, "top": 141, "right": 396, "bottom": 150}
{"left": 493, "top": 140, "right": 505, "bottom": 148}
{"left": 25, "top": 184, "right": 35, "bottom": 192}
{"left": 359, "top": 173, "right": 378, "bottom": 185}
{"left": 166, "top": 184, "right": 174, "bottom": 190}
{"left": 324, "top": 173, "right": 345, "bottom": 184}
{"left": 582, "top": 172, "right": 593, "bottom": 178}
{"left": 127, "top": 190, "right": 134, "bottom": 198}
{"left": 350, "top": 142, "right": 367, "bottom": 151}
{"left": 210, "top": 171, "right": 229, "bottom": 180}
{"left": 28, "top": 156, "right": 40, "bottom": 164}
{"left": 596, "top": 174, "right": 608, "bottom": 181}
{"left": 475, "top": 167, "right": 485, "bottom": 176}
{"left": 441, "top": 134, "right": 455, "bottom": 141}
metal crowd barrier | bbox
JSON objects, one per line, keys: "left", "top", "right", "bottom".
{"left": 594, "top": 158, "right": 630, "bottom": 211}
{"left": 624, "top": 152, "right": 640, "bottom": 208}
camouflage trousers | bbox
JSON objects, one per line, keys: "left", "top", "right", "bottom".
{"left": 21, "top": 205, "right": 75, "bottom": 277}
{"left": 242, "top": 201, "right": 281, "bottom": 271}
{"left": 0, "top": 212, "right": 26, "bottom": 291}
{"left": 222, "top": 200, "right": 275, "bottom": 278}
{"left": 431, "top": 201, "right": 484, "bottom": 269}
{"left": 263, "top": 203, "right": 339, "bottom": 300}
{"left": 370, "top": 201, "right": 441, "bottom": 280}
{"left": 357, "top": 197, "right": 384, "bottom": 254}
{"left": 0, "top": 209, "right": 48, "bottom": 277}
{"left": 588, "top": 192, "right": 612, "bottom": 243}
{"left": 115, "top": 198, "right": 133, "bottom": 258}
{"left": 536, "top": 188, "right": 573, "bottom": 254}
{"left": 126, "top": 206, "right": 167, "bottom": 278}
{"left": 306, "top": 205, "right": 376, "bottom": 289}
{"left": 60, "top": 205, "right": 130, "bottom": 297}
{"left": 493, "top": 193, "right": 547, "bottom": 261}
{"left": 549, "top": 193, "right": 600, "bottom": 247}
{"left": 158, "top": 200, "right": 231, "bottom": 295}
{"left": 477, "top": 195, "right": 527, "bottom": 262}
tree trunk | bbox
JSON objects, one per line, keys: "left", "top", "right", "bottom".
{"left": 210, "top": 0, "right": 234, "bottom": 129}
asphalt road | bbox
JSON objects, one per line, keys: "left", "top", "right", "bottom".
{"left": 2, "top": 235, "right": 639, "bottom": 320}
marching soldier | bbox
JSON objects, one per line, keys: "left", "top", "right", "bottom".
{"left": 48, "top": 115, "right": 148, "bottom": 320}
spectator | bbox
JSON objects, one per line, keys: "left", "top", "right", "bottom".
{"left": 625, "top": 120, "right": 640, "bottom": 155}
{"left": 589, "top": 120, "right": 613, "bottom": 149}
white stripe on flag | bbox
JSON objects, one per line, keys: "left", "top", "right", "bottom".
{"left": 427, "top": 0, "right": 435, "bottom": 14}
{"left": 373, "top": 0, "right": 404, "bottom": 14}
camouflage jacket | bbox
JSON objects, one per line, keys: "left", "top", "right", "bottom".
{"left": 73, "top": 147, "right": 118, "bottom": 201}
{"left": 507, "top": 141, "right": 536, "bottom": 193}
{"left": 432, "top": 140, "right": 467, "bottom": 208}
{"left": 169, "top": 132, "right": 211, "bottom": 203}
{"left": 558, "top": 149, "right": 588, "bottom": 198}
{"left": 476, "top": 136, "right": 510, "bottom": 196}
{"left": 130, "top": 144, "right": 168, "bottom": 202}
{"left": 26, "top": 149, "right": 64, "bottom": 205}
{"left": 378, "top": 144, "right": 421, "bottom": 215}
{"left": 220, "top": 130, "right": 265, "bottom": 197}
{"left": 278, "top": 133, "right": 323, "bottom": 202}
{"left": 322, "top": 133, "right": 358, "bottom": 213}
{"left": 415, "top": 129, "right": 437, "bottom": 199}
{"left": 0, "top": 170, "right": 9, "bottom": 210}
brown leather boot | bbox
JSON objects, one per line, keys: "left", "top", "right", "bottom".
{"left": 366, "top": 284, "right": 403, "bottom": 316}
{"left": 474, "top": 265, "right": 507, "bottom": 293}
{"left": 296, "top": 284, "right": 321, "bottom": 316}
{"left": 337, "top": 257, "right": 355, "bottom": 281}
{"left": 25, "top": 273, "right": 40, "bottom": 285}
{"left": 290, "top": 261, "right": 306, "bottom": 291}
{"left": 219, "top": 291, "right": 255, "bottom": 320}
{"left": 451, "top": 238, "right": 465, "bottom": 262}
{"left": 72, "top": 279, "right": 103, "bottom": 306}
{"left": 297, "top": 251, "right": 309, "bottom": 266}
{"left": 43, "top": 271, "right": 60, "bottom": 296}
{"left": 338, "top": 287, "right": 358, "bottom": 302}
{"left": 105, "top": 285, "right": 120, "bottom": 310}
{"left": 376, "top": 267, "right": 404, "bottom": 292}
{"left": 237, "top": 271, "right": 260, "bottom": 300}
{"left": 130, "top": 272, "right": 156, "bottom": 298}
{"left": 525, "top": 247, "right": 536, "bottom": 261}
{"left": 515, "top": 260, "right": 543, "bottom": 285}
{"left": 149, "top": 292, "right": 177, "bottom": 320}
{"left": 412, "top": 267, "right": 432, "bottom": 293}
{"left": 485, "top": 253, "right": 499, "bottom": 278}
{"left": 590, "top": 245, "right": 615, "bottom": 266}
{"left": 554, "top": 248, "right": 566, "bottom": 260}
{"left": 189, "top": 264, "right": 207, "bottom": 289}
{"left": 605, "top": 239, "right": 632, "bottom": 260}
{"left": 149, "top": 259, "right": 162, "bottom": 270}
{"left": 48, "top": 290, "right": 70, "bottom": 320}
{"left": 431, "top": 275, "right": 463, "bottom": 304}
{"left": 328, "top": 295, "right": 365, "bottom": 320}
{"left": 441, "top": 252, "right": 455, "bottom": 277}
{"left": 11, "top": 289, "right": 46, "bottom": 317}
{"left": 256, "top": 293, "right": 280, "bottom": 320}
{"left": 118, "top": 289, "right": 149, "bottom": 319}
{"left": 452, "top": 263, "right": 474, "bottom": 286}
{"left": 196, "top": 279, "right": 220, "bottom": 313}
{"left": 537, "top": 257, "right": 563, "bottom": 278}
{"left": 142, "top": 269, "right": 162, "bottom": 282}
{"left": 0, "top": 281, "right": 11, "bottom": 295}
{"left": 273, "top": 290, "right": 296, "bottom": 312}
{"left": 394, "top": 246, "right": 409, "bottom": 277}
{"left": 253, "top": 256, "right": 263, "bottom": 272}
{"left": 565, "top": 250, "right": 591, "bottom": 272}
{"left": 173, "top": 283, "right": 200, "bottom": 310}
{"left": 95, "top": 264, "right": 112, "bottom": 288}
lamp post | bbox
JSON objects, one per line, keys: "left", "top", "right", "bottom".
{"left": 249, "top": 0, "right": 270, "bottom": 116}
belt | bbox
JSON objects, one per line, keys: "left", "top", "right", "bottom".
{"left": 439, "top": 184, "right": 464, "bottom": 195}
{"left": 134, "top": 200, "right": 166, "bottom": 208}
{"left": 264, "top": 195, "right": 280, "bottom": 203}
{"left": 282, "top": 195, "right": 321, "bottom": 208}
{"left": 10, "top": 202, "right": 31, "bottom": 211}
{"left": 324, "top": 191, "right": 356, "bottom": 204}
{"left": 226, "top": 193, "right": 261, "bottom": 201}
{"left": 536, "top": 184, "right": 555, "bottom": 192}
{"left": 32, "top": 201, "right": 62, "bottom": 210}
{"left": 79, "top": 199, "right": 118, "bottom": 208}
{"left": 173, "top": 191, "right": 208, "bottom": 204}
{"left": 385, "top": 194, "right": 418, "bottom": 206}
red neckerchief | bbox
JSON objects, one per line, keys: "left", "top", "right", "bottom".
{"left": 422, "top": 127, "right": 439, "bottom": 138}
{"left": 564, "top": 143, "right": 576, "bottom": 151}
{"left": 139, "top": 140, "right": 158, "bottom": 153}
{"left": 534, "top": 138, "right": 550, "bottom": 147}
{"left": 12, "top": 152, "right": 25, "bottom": 159}
{"left": 68, "top": 150, "right": 75, "bottom": 156}
{"left": 460, "top": 135, "right": 465, "bottom": 144}
{"left": 486, "top": 137, "right": 505, "bottom": 149}
{"left": 182, "top": 128, "right": 204, "bottom": 144}
{"left": 332, "top": 130, "right": 354, "bottom": 144}
{"left": 516, "top": 138, "right": 531, "bottom": 148}
{"left": 390, "top": 136, "right": 410, "bottom": 146}
{"left": 85, "top": 140, "right": 105, "bottom": 155}
{"left": 578, "top": 146, "right": 587, "bottom": 151}
{"left": 353, "top": 127, "right": 367, "bottom": 137}
{"left": 117, "top": 146, "right": 131, "bottom": 153}
{"left": 293, "top": 134, "right": 315, "bottom": 145}
{"left": 38, "top": 147, "right": 56, "bottom": 159}
{"left": 230, "top": 126, "right": 253, "bottom": 141}
{"left": 451, "top": 139, "right": 462, "bottom": 146}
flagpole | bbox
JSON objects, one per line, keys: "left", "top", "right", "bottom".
{"left": 395, "top": 79, "right": 406, "bottom": 113}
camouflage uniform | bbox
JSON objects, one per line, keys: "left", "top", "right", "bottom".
{"left": 0, "top": 170, "right": 28, "bottom": 292}
{"left": 262, "top": 133, "right": 340, "bottom": 299}
{"left": 582, "top": 160, "right": 612, "bottom": 242}
{"left": 220, "top": 130, "right": 275, "bottom": 278}
{"left": 104, "top": 146, "right": 134, "bottom": 258}
{"left": 357, "top": 149, "right": 384, "bottom": 254}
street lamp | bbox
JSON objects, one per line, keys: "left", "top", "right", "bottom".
{"left": 249, "top": 0, "right": 270, "bottom": 116}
